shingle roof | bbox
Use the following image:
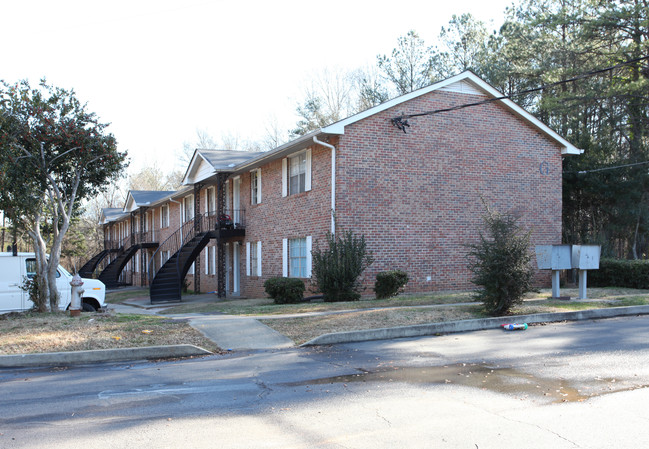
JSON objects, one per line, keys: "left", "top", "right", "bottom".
{"left": 129, "top": 190, "right": 176, "bottom": 206}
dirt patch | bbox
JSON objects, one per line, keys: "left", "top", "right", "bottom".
{"left": 261, "top": 305, "right": 484, "bottom": 345}
{"left": 0, "top": 310, "right": 221, "bottom": 355}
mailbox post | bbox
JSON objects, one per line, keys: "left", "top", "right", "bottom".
{"left": 535, "top": 245, "right": 572, "bottom": 298}
{"left": 571, "top": 245, "right": 601, "bottom": 299}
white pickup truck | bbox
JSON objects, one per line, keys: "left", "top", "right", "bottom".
{"left": 0, "top": 252, "right": 106, "bottom": 313}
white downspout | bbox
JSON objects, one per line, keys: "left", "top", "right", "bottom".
{"left": 313, "top": 136, "right": 336, "bottom": 235}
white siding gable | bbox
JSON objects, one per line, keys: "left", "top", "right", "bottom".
{"left": 439, "top": 79, "right": 486, "bottom": 96}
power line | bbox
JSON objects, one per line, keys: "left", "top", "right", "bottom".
{"left": 566, "top": 160, "right": 649, "bottom": 175}
{"left": 391, "top": 55, "right": 649, "bottom": 132}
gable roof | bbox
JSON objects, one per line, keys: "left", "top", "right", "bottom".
{"left": 321, "top": 70, "right": 583, "bottom": 155}
{"left": 99, "top": 208, "right": 129, "bottom": 225}
{"left": 232, "top": 70, "right": 582, "bottom": 175}
{"left": 123, "top": 190, "right": 176, "bottom": 213}
{"left": 182, "top": 149, "right": 266, "bottom": 185}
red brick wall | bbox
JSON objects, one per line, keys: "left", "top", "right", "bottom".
{"left": 335, "top": 89, "right": 560, "bottom": 292}
{"left": 240, "top": 147, "right": 333, "bottom": 298}
{"left": 122, "top": 88, "right": 562, "bottom": 298}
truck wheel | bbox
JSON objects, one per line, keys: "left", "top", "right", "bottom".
{"left": 82, "top": 302, "right": 97, "bottom": 312}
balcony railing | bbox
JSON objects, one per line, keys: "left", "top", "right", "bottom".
{"left": 148, "top": 209, "right": 245, "bottom": 284}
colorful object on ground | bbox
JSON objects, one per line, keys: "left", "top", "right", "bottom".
{"left": 501, "top": 323, "right": 528, "bottom": 331}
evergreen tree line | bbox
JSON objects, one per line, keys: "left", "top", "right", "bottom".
{"left": 293, "top": 0, "right": 648, "bottom": 259}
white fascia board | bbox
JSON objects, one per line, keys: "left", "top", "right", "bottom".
{"left": 321, "top": 71, "right": 474, "bottom": 135}
{"left": 181, "top": 150, "right": 216, "bottom": 185}
{"left": 321, "top": 70, "right": 583, "bottom": 155}
{"left": 123, "top": 192, "right": 137, "bottom": 213}
{"left": 232, "top": 130, "right": 323, "bottom": 174}
{"left": 146, "top": 191, "right": 176, "bottom": 209}
{"left": 456, "top": 72, "right": 583, "bottom": 155}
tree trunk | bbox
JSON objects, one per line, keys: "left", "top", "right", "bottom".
{"left": 27, "top": 213, "right": 50, "bottom": 313}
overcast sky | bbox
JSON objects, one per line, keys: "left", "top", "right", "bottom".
{"left": 2, "top": 0, "right": 514, "bottom": 176}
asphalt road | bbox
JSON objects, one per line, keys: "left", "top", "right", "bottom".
{"left": 2, "top": 315, "right": 649, "bottom": 448}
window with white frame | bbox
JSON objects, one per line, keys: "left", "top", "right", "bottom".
{"left": 161, "top": 204, "right": 169, "bottom": 228}
{"left": 283, "top": 237, "right": 311, "bottom": 278}
{"left": 205, "top": 245, "right": 216, "bottom": 275}
{"left": 290, "top": 238, "right": 306, "bottom": 277}
{"left": 206, "top": 187, "right": 216, "bottom": 214}
{"left": 282, "top": 150, "right": 311, "bottom": 197}
{"left": 251, "top": 169, "right": 261, "bottom": 205}
{"left": 289, "top": 153, "right": 306, "bottom": 195}
{"left": 183, "top": 195, "right": 194, "bottom": 222}
{"left": 246, "top": 241, "right": 261, "bottom": 276}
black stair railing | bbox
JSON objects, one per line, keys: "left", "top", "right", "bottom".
{"left": 149, "top": 215, "right": 200, "bottom": 285}
{"left": 149, "top": 209, "right": 247, "bottom": 286}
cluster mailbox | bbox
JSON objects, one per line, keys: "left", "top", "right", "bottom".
{"left": 535, "top": 244, "right": 601, "bottom": 299}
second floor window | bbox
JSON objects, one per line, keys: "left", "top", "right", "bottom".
{"left": 161, "top": 204, "right": 169, "bottom": 228}
{"left": 288, "top": 152, "right": 306, "bottom": 195}
{"left": 251, "top": 169, "right": 261, "bottom": 205}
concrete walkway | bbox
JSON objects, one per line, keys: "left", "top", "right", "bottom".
{"left": 4, "top": 289, "right": 649, "bottom": 368}
{"left": 187, "top": 315, "right": 294, "bottom": 350}
{"left": 113, "top": 293, "right": 294, "bottom": 350}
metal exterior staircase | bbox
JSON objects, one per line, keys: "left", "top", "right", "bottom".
{"left": 78, "top": 249, "right": 110, "bottom": 278}
{"left": 149, "top": 231, "right": 213, "bottom": 303}
{"left": 98, "top": 244, "right": 142, "bottom": 288}
{"left": 149, "top": 211, "right": 244, "bottom": 304}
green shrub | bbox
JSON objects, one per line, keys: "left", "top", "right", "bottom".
{"left": 374, "top": 270, "right": 409, "bottom": 299}
{"left": 264, "top": 277, "right": 305, "bottom": 304}
{"left": 588, "top": 258, "right": 649, "bottom": 289}
{"left": 311, "top": 229, "right": 374, "bottom": 302}
{"left": 466, "top": 206, "right": 534, "bottom": 316}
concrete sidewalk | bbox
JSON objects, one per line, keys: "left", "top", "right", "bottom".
{"left": 3, "top": 291, "right": 649, "bottom": 368}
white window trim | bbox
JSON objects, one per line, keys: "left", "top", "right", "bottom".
{"left": 306, "top": 236, "right": 312, "bottom": 278}
{"left": 207, "top": 186, "right": 216, "bottom": 214}
{"left": 282, "top": 149, "right": 311, "bottom": 197}
{"left": 305, "top": 149, "right": 312, "bottom": 192}
{"left": 282, "top": 238, "right": 288, "bottom": 276}
{"left": 183, "top": 194, "right": 194, "bottom": 222}
{"left": 246, "top": 241, "right": 262, "bottom": 276}
{"left": 281, "top": 159, "right": 287, "bottom": 197}
{"left": 251, "top": 168, "right": 262, "bottom": 205}
{"left": 246, "top": 242, "right": 251, "bottom": 276}
{"left": 160, "top": 204, "right": 169, "bottom": 228}
{"left": 283, "top": 236, "right": 312, "bottom": 278}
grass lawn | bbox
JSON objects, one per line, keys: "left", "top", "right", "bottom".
{"left": 0, "top": 311, "right": 221, "bottom": 355}
{"left": 3, "top": 287, "right": 649, "bottom": 354}
{"left": 155, "top": 291, "right": 477, "bottom": 316}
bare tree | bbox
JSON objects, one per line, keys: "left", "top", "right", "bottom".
{"left": 291, "top": 67, "right": 360, "bottom": 137}
{"left": 262, "top": 114, "right": 290, "bottom": 151}
{"left": 377, "top": 30, "right": 436, "bottom": 95}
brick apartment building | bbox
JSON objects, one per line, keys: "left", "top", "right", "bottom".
{"left": 84, "top": 71, "right": 582, "bottom": 302}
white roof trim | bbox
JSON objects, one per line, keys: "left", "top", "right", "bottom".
{"left": 123, "top": 192, "right": 137, "bottom": 213}
{"left": 321, "top": 70, "right": 583, "bottom": 155}
{"left": 182, "top": 150, "right": 215, "bottom": 185}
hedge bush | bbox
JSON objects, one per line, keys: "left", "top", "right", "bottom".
{"left": 311, "top": 229, "right": 374, "bottom": 302}
{"left": 588, "top": 258, "right": 649, "bottom": 289}
{"left": 374, "top": 270, "right": 409, "bottom": 299}
{"left": 466, "top": 207, "right": 534, "bottom": 316}
{"left": 264, "top": 277, "right": 305, "bottom": 304}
